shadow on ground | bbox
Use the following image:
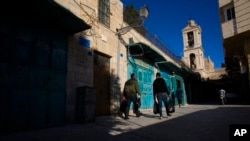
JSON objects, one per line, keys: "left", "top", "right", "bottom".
{"left": 1, "top": 104, "right": 250, "bottom": 141}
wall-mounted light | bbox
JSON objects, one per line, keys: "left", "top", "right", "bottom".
{"left": 115, "top": 4, "right": 149, "bottom": 84}
{"left": 116, "top": 5, "right": 149, "bottom": 36}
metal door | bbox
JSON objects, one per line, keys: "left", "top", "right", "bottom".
{"left": 160, "top": 71, "right": 187, "bottom": 105}
{"left": 93, "top": 52, "right": 111, "bottom": 116}
{"left": 0, "top": 23, "right": 67, "bottom": 133}
{"left": 127, "top": 58, "right": 154, "bottom": 109}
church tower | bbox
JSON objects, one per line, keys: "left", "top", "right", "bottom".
{"left": 182, "top": 19, "right": 205, "bottom": 71}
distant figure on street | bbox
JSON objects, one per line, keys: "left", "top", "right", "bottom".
{"left": 123, "top": 73, "right": 142, "bottom": 120}
{"left": 218, "top": 89, "right": 226, "bottom": 105}
{"left": 153, "top": 72, "right": 172, "bottom": 119}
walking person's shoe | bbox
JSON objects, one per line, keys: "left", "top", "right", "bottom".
{"left": 136, "top": 111, "right": 142, "bottom": 117}
{"left": 167, "top": 113, "right": 172, "bottom": 117}
{"left": 124, "top": 113, "right": 129, "bottom": 120}
{"left": 159, "top": 116, "right": 163, "bottom": 120}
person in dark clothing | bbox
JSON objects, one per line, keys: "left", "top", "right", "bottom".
{"left": 133, "top": 96, "right": 141, "bottom": 114}
{"left": 218, "top": 88, "right": 226, "bottom": 105}
{"left": 123, "top": 73, "right": 142, "bottom": 120}
{"left": 176, "top": 86, "right": 183, "bottom": 108}
{"left": 153, "top": 72, "right": 171, "bottom": 119}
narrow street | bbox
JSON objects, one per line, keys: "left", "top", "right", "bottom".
{"left": 1, "top": 103, "right": 250, "bottom": 141}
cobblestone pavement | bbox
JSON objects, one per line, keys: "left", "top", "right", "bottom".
{"left": 1, "top": 104, "right": 250, "bottom": 141}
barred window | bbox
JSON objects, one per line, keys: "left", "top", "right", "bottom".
{"left": 98, "top": 0, "right": 110, "bottom": 27}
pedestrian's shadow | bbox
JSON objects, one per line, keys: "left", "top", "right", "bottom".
{"left": 141, "top": 113, "right": 160, "bottom": 119}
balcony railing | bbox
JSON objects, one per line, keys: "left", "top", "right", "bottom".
{"left": 143, "top": 29, "right": 191, "bottom": 71}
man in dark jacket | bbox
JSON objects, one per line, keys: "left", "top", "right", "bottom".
{"left": 153, "top": 72, "right": 171, "bottom": 119}
{"left": 123, "top": 73, "right": 141, "bottom": 119}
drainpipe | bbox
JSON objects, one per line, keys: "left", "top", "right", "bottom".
{"left": 116, "top": 35, "right": 121, "bottom": 85}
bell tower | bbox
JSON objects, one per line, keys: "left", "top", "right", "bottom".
{"left": 182, "top": 19, "right": 205, "bottom": 70}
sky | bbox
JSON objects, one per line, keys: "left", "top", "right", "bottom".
{"left": 121, "top": 0, "right": 224, "bottom": 69}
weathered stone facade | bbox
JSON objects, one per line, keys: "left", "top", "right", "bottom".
{"left": 55, "top": 0, "right": 182, "bottom": 121}
{"left": 181, "top": 19, "right": 226, "bottom": 80}
{"left": 0, "top": 0, "right": 193, "bottom": 133}
{"left": 219, "top": 0, "right": 250, "bottom": 96}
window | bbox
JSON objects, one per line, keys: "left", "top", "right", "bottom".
{"left": 187, "top": 32, "right": 194, "bottom": 47}
{"left": 98, "top": 0, "right": 110, "bottom": 27}
{"left": 190, "top": 53, "right": 196, "bottom": 69}
{"left": 224, "top": 6, "right": 235, "bottom": 21}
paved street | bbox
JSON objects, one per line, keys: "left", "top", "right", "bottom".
{"left": 1, "top": 104, "right": 250, "bottom": 141}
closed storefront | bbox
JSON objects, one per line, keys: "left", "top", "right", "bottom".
{"left": 127, "top": 59, "right": 154, "bottom": 109}
{"left": 0, "top": 0, "right": 91, "bottom": 134}
{"left": 0, "top": 20, "right": 67, "bottom": 133}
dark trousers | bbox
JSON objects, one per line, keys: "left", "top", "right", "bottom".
{"left": 133, "top": 97, "right": 141, "bottom": 113}
{"left": 156, "top": 93, "right": 170, "bottom": 116}
{"left": 177, "top": 98, "right": 182, "bottom": 105}
{"left": 125, "top": 94, "right": 140, "bottom": 118}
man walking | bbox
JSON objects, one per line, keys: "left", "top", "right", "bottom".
{"left": 218, "top": 88, "right": 226, "bottom": 105}
{"left": 123, "top": 73, "right": 142, "bottom": 119}
{"left": 176, "top": 85, "right": 183, "bottom": 108}
{"left": 153, "top": 72, "right": 171, "bottom": 119}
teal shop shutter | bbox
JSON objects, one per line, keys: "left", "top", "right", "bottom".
{"left": 0, "top": 24, "right": 67, "bottom": 133}
{"left": 174, "top": 75, "right": 187, "bottom": 105}
{"left": 127, "top": 57, "right": 154, "bottom": 109}
{"left": 158, "top": 71, "right": 187, "bottom": 105}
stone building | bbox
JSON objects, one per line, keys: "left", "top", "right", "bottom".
{"left": 56, "top": 0, "right": 191, "bottom": 119}
{"left": 1, "top": 0, "right": 193, "bottom": 134}
{"left": 218, "top": 0, "right": 250, "bottom": 97}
